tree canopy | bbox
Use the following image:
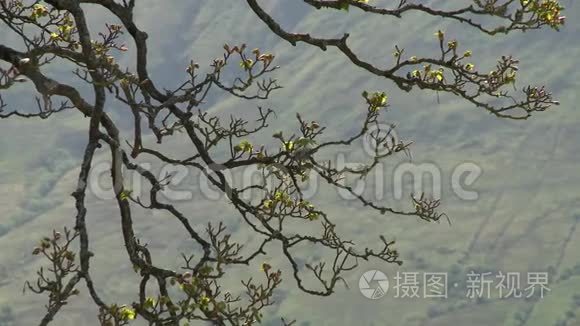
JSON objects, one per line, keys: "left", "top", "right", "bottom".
{"left": 0, "top": 0, "right": 564, "bottom": 325}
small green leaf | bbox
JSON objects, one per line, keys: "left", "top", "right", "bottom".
{"left": 144, "top": 297, "right": 155, "bottom": 309}
{"left": 239, "top": 59, "right": 254, "bottom": 70}
{"left": 119, "top": 189, "right": 132, "bottom": 201}
{"left": 307, "top": 212, "right": 319, "bottom": 221}
{"left": 119, "top": 306, "right": 136, "bottom": 320}
{"left": 284, "top": 141, "right": 294, "bottom": 151}
{"left": 234, "top": 140, "right": 253, "bottom": 153}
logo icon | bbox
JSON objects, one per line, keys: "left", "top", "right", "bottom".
{"left": 361, "top": 123, "right": 400, "bottom": 157}
{"left": 359, "top": 270, "right": 389, "bottom": 299}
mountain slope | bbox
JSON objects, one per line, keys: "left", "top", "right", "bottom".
{"left": 0, "top": 1, "right": 579, "bottom": 325}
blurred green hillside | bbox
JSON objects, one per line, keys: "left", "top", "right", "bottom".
{"left": 0, "top": 1, "right": 579, "bottom": 325}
